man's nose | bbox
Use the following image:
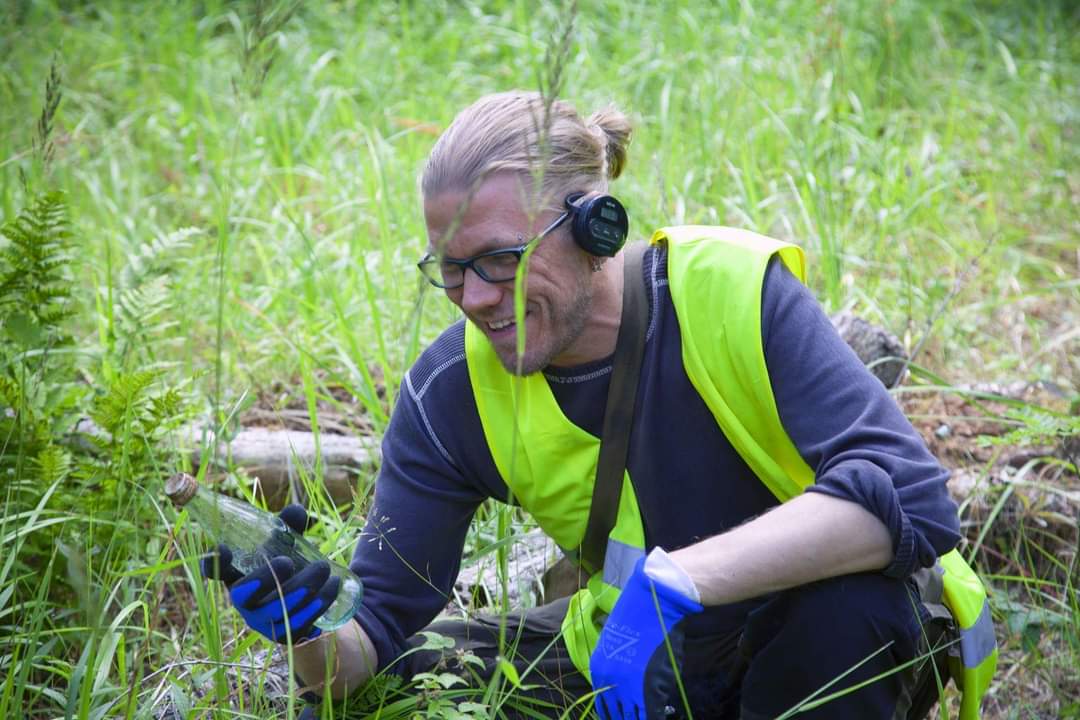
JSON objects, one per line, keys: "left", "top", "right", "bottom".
{"left": 457, "top": 267, "right": 505, "bottom": 314}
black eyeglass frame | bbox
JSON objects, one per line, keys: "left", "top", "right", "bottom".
{"left": 417, "top": 210, "right": 570, "bottom": 289}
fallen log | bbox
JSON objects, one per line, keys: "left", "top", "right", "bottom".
{"left": 451, "top": 528, "right": 560, "bottom": 612}
{"left": 830, "top": 311, "right": 908, "bottom": 388}
{"left": 185, "top": 426, "right": 379, "bottom": 507}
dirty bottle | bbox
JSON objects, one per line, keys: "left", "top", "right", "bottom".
{"left": 165, "top": 472, "right": 363, "bottom": 631}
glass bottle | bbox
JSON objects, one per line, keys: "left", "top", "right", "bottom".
{"left": 165, "top": 472, "right": 362, "bottom": 631}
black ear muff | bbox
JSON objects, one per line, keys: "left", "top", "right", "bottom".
{"left": 564, "top": 193, "right": 629, "bottom": 257}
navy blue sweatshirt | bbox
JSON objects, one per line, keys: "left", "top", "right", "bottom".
{"left": 348, "top": 246, "right": 961, "bottom": 671}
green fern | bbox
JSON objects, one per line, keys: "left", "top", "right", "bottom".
{"left": 0, "top": 191, "right": 82, "bottom": 476}
{"left": 120, "top": 226, "right": 199, "bottom": 288}
{"left": 977, "top": 406, "right": 1080, "bottom": 465}
{"left": 32, "top": 444, "right": 71, "bottom": 486}
{"left": 111, "top": 227, "right": 198, "bottom": 367}
{"left": 115, "top": 276, "right": 175, "bottom": 362}
{"left": 0, "top": 191, "right": 76, "bottom": 348}
{"left": 81, "top": 368, "right": 189, "bottom": 464}
{"left": 88, "top": 369, "right": 159, "bottom": 439}
{"left": 77, "top": 368, "right": 190, "bottom": 515}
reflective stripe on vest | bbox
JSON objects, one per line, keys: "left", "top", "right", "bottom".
{"left": 938, "top": 549, "right": 998, "bottom": 719}
{"left": 465, "top": 227, "right": 995, "bottom": 714}
{"left": 961, "top": 600, "right": 995, "bottom": 667}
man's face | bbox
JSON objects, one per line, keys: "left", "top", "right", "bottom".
{"left": 424, "top": 175, "right": 595, "bottom": 375}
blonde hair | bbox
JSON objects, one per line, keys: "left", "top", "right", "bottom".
{"left": 422, "top": 91, "right": 632, "bottom": 203}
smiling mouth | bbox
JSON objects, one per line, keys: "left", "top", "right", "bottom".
{"left": 485, "top": 311, "right": 530, "bottom": 333}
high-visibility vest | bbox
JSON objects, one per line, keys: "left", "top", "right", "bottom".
{"left": 464, "top": 226, "right": 996, "bottom": 717}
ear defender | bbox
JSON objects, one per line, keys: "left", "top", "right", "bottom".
{"left": 564, "top": 192, "right": 629, "bottom": 257}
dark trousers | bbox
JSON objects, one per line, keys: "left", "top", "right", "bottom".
{"left": 399, "top": 571, "right": 954, "bottom": 719}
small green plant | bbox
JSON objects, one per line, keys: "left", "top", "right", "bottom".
{"left": 410, "top": 633, "right": 490, "bottom": 720}
{"left": 977, "top": 405, "right": 1080, "bottom": 461}
{"left": 0, "top": 191, "right": 81, "bottom": 482}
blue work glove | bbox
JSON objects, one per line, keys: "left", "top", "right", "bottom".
{"left": 200, "top": 504, "right": 340, "bottom": 644}
{"left": 590, "top": 557, "right": 703, "bottom": 719}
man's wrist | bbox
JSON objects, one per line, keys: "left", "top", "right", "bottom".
{"left": 643, "top": 547, "right": 701, "bottom": 603}
{"left": 291, "top": 619, "right": 378, "bottom": 700}
{"left": 292, "top": 630, "right": 337, "bottom": 694}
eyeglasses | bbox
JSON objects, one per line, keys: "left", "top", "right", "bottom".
{"left": 418, "top": 211, "right": 569, "bottom": 289}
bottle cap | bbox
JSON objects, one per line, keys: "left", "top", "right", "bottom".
{"left": 165, "top": 472, "right": 198, "bottom": 506}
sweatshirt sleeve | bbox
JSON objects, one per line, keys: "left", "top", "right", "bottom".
{"left": 760, "top": 259, "right": 961, "bottom": 578}
{"left": 348, "top": 368, "right": 486, "bottom": 672}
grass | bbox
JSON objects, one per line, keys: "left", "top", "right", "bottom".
{"left": 1, "top": 0, "right": 1078, "bottom": 717}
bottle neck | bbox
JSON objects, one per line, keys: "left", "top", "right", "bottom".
{"left": 184, "top": 486, "right": 280, "bottom": 552}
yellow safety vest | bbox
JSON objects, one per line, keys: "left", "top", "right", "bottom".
{"left": 465, "top": 226, "right": 996, "bottom": 718}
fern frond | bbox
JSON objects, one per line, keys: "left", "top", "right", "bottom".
{"left": 33, "top": 444, "right": 71, "bottom": 485}
{"left": 89, "top": 369, "right": 158, "bottom": 437}
{"left": 0, "top": 191, "right": 76, "bottom": 345}
{"left": 115, "top": 275, "right": 176, "bottom": 365}
{"left": 111, "top": 227, "right": 198, "bottom": 366}
{"left": 149, "top": 386, "right": 186, "bottom": 425}
{"left": 120, "top": 227, "right": 199, "bottom": 288}
{"left": 118, "top": 277, "right": 172, "bottom": 328}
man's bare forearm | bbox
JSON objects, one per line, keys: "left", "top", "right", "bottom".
{"left": 292, "top": 619, "right": 379, "bottom": 700}
{"left": 670, "top": 492, "right": 894, "bottom": 606}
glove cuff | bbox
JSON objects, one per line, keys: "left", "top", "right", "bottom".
{"left": 644, "top": 547, "right": 701, "bottom": 603}
{"left": 629, "top": 557, "right": 704, "bottom": 617}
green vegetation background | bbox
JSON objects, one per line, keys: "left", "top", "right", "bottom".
{"left": 1, "top": 1, "right": 1077, "bottom": 718}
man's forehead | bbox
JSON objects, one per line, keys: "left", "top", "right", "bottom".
{"left": 430, "top": 177, "right": 529, "bottom": 217}
{"left": 425, "top": 179, "right": 556, "bottom": 251}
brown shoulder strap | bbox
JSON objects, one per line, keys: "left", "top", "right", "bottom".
{"left": 580, "top": 242, "right": 649, "bottom": 575}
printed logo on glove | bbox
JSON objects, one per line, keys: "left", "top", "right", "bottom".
{"left": 598, "top": 623, "right": 641, "bottom": 662}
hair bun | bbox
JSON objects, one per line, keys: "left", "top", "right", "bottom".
{"left": 587, "top": 106, "right": 632, "bottom": 180}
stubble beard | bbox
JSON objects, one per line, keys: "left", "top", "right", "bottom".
{"left": 496, "top": 275, "right": 593, "bottom": 377}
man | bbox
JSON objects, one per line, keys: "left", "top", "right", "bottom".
{"left": 204, "top": 92, "right": 994, "bottom": 719}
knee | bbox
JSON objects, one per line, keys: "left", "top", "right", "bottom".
{"left": 779, "top": 573, "right": 921, "bottom": 653}
{"left": 739, "top": 573, "right": 924, "bottom": 674}
{"left": 737, "top": 574, "right": 925, "bottom": 718}
{"left": 794, "top": 573, "right": 917, "bottom": 624}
